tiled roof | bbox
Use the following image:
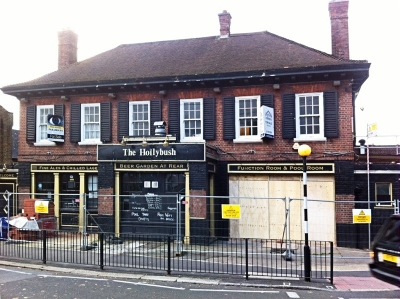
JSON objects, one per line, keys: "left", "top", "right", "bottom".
{"left": 3, "top": 31, "right": 368, "bottom": 90}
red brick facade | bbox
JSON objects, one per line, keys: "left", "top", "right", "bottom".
{"left": 0, "top": 105, "right": 13, "bottom": 165}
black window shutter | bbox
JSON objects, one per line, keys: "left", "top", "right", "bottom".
{"left": 223, "top": 96, "right": 235, "bottom": 140}
{"left": 168, "top": 99, "right": 180, "bottom": 140}
{"left": 26, "top": 105, "right": 36, "bottom": 142}
{"left": 101, "top": 102, "right": 111, "bottom": 142}
{"left": 282, "top": 93, "right": 296, "bottom": 139}
{"left": 54, "top": 104, "right": 64, "bottom": 117}
{"left": 261, "top": 94, "right": 274, "bottom": 108}
{"left": 150, "top": 100, "right": 162, "bottom": 136}
{"left": 118, "top": 101, "right": 129, "bottom": 140}
{"left": 70, "top": 103, "right": 81, "bottom": 142}
{"left": 203, "top": 97, "right": 215, "bottom": 140}
{"left": 324, "top": 91, "right": 339, "bottom": 138}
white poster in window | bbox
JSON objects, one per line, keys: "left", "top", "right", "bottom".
{"left": 259, "top": 105, "right": 274, "bottom": 138}
{"left": 152, "top": 181, "right": 159, "bottom": 188}
{"left": 144, "top": 181, "right": 151, "bottom": 188}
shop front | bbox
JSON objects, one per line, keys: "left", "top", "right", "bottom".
{"left": 31, "top": 164, "right": 98, "bottom": 230}
{"left": 97, "top": 143, "right": 206, "bottom": 236}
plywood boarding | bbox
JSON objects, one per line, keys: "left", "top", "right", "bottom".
{"left": 228, "top": 175, "right": 335, "bottom": 242}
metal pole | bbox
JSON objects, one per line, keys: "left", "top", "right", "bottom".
{"left": 7, "top": 192, "right": 10, "bottom": 240}
{"left": 303, "top": 156, "right": 311, "bottom": 281}
{"left": 367, "top": 144, "right": 371, "bottom": 249}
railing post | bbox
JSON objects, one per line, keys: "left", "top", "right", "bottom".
{"left": 42, "top": 230, "right": 47, "bottom": 264}
{"left": 330, "top": 241, "right": 334, "bottom": 284}
{"left": 245, "top": 238, "right": 249, "bottom": 280}
{"left": 167, "top": 235, "right": 171, "bottom": 275}
{"left": 99, "top": 233, "right": 104, "bottom": 270}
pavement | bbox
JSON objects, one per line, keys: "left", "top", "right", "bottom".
{"left": 1, "top": 246, "right": 399, "bottom": 292}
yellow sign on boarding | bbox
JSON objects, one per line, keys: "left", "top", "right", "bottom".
{"left": 34, "top": 200, "right": 49, "bottom": 213}
{"left": 222, "top": 204, "right": 241, "bottom": 219}
{"left": 353, "top": 209, "right": 371, "bottom": 223}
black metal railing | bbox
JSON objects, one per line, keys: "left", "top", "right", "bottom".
{"left": 0, "top": 230, "right": 333, "bottom": 284}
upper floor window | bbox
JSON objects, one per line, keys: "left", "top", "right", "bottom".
{"left": 295, "top": 93, "right": 324, "bottom": 140}
{"left": 80, "top": 104, "right": 100, "bottom": 144}
{"left": 282, "top": 91, "right": 338, "bottom": 141}
{"left": 180, "top": 98, "right": 203, "bottom": 142}
{"left": 375, "top": 182, "right": 392, "bottom": 206}
{"left": 235, "top": 96, "right": 261, "bottom": 142}
{"left": 129, "top": 101, "right": 150, "bottom": 136}
{"left": 35, "top": 105, "right": 55, "bottom": 145}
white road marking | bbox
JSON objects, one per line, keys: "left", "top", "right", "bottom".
{"left": 0, "top": 267, "right": 32, "bottom": 275}
{"left": 113, "top": 280, "right": 185, "bottom": 290}
{"left": 190, "top": 289, "right": 279, "bottom": 293}
{"left": 38, "top": 275, "right": 108, "bottom": 281}
{"left": 286, "top": 291, "right": 300, "bottom": 298}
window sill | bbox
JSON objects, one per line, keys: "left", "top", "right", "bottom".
{"left": 33, "top": 141, "right": 57, "bottom": 147}
{"left": 78, "top": 140, "right": 103, "bottom": 146}
{"left": 233, "top": 138, "right": 263, "bottom": 144}
{"left": 180, "top": 139, "right": 205, "bottom": 143}
{"left": 294, "top": 137, "right": 327, "bottom": 142}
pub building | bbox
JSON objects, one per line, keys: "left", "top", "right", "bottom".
{"left": 1, "top": 2, "right": 371, "bottom": 245}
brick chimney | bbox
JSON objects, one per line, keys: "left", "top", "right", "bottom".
{"left": 329, "top": 0, "right": 349, "bottom": 59}
{"left": 218, "top": 10, "right": 232, "bottom": 38}
{"left": 58, "top": 29, "right": 78, "bottom": 69}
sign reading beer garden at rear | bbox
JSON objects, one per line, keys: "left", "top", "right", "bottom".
{"left": 228, "top": 163, "right": 334, "bottom": 173}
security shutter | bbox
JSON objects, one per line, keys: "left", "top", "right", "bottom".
{"left": 70, "top": 103, "right": 81, "bottom": 142}
{"left": 100, "top": 102, "right": 111, "bottom": 142}
{"left": 223, "top": 96, "right": 235, "bottom": 140}
{"left": 118, "top": 101, "right": 129, "bottom": 141}
{"left": 203, "top": 97, "right": 215, "bottom": 140}
{"left": 282, "top": 93, "right": 296, "bottom": 139}
{"left": 168, "top": 99, "right": 180, "bottom": 140}
{"left": 150, "top": 100, "right": 162, "bottom": 136}
{"left": 323, "top": 91, "right": 339, "bottom": 138}
{"left": 26, "top": 105, "right": 36, "bottom": 142}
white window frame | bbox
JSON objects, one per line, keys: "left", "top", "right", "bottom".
{"left": 375, "top": 182, "right": 393, "bottom": 206}
{"left": 180, "top": 98, "right": 204, "bottom": 142}
{"left": 234, "top": 95, "right": 262, "bottom": 143}
{"left": 34, "top": 105, "right": 56, "bottom": 146}
{"left": 78, "top": 103, "right": 102, "bottom": 145}
{"left": 129, "top": 101, "right": 150, "bottom": 136}
{"left": 294, "top": 92, "right": 326, "bottom": 142}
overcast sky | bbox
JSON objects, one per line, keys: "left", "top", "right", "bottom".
{"left": 1, "top": 0, "right": 398, "bottom": 144}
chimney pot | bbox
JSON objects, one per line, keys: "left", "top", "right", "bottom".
{"left": 58, "top": 29, "right": 78, "bottom": 69}
{"left": 329, "top": 0, "right": 349, "bottom": 59}
{"left": 218, "top": 10, "right": 231, "bottom": 38}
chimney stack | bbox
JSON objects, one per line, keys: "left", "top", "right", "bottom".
{"left": 329, "top": 0, "right": 349, "bottom": 59}
{"left": 58, "top": 29, "right": 78, "bottom": 69}
{"left": 218, "top": 10, "right": 231, "bottom": 38}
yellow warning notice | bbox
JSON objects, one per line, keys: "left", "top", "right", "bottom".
{"left": 353, "top": 209, "right": 371, "bottom": 223}
{"left": 35, "top": 200, "right": 49, "bottom": 213}
{"left": 222, "top": 204, "right": 241, "bottom": 219}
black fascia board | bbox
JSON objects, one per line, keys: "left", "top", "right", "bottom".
{"left": 1, "top": 62, "right": 370, "bottom": 97}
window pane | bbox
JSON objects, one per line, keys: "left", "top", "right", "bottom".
{"left": 297, "top": 94, "right": 321, "bottom": 137}
{"left": 131, "top": 102, "right": 150, "bottom": 136}
{"left": 376, "top": 183, "right": 391, "bottom": 203}
{"left": 238, "top": 98, "right": 258, "bottom": 137}
{"left": 182, "top": 99, "right": 202, "bottom": 138}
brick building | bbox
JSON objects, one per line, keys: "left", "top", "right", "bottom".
{"left": 351, "top": 144, "right": 400, "bottom": 248}
{"left": 0, "top": 105, "right": 17, "bottom": 217}
{"left": 1, "top": 1, "right": 371, "bottom": 244}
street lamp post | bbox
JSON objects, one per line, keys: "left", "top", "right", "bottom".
{"left": 298, "top": 144, "right": 311, "bottom": 282}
